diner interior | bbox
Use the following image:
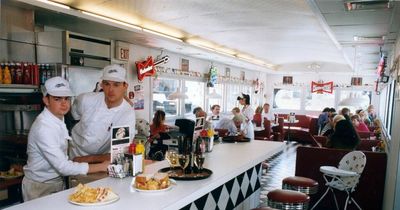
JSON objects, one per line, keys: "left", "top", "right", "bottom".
{"left": 1, "top": 0, "right": 400, "bottom": 209}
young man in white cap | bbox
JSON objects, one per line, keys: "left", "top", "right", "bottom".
{"left": 69, "top": 64, "right": 135, "bottom": 165}
{"left": 22, "top": 77, "right": 110, "bottom": 201}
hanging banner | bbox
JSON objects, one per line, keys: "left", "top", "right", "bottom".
{"left": 311, "top": 81, "right": 333, "bottom": 94}
{"left": 136, "top": 55, "right": 169, "bottom": 81}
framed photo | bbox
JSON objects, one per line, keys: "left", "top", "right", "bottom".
{"left": 181, "top": 58, "right": 189, "bottom": 72}
{"left": 351, "top": 77, "right": 363, "bottom": 86}
{"left": 225, "top": 67, "right": 231, "bottom": 77}
{"left": 240, "top": 71, "right": 245, "bottom": 81}
{"left": 283, "top": 76, "right": 293, "bottom": 85}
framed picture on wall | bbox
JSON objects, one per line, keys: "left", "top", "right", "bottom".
{"left": 181, "top": 58, "right": 189, "bottom": 72}
{"left": 283, "top": 76, "right": 293, "bottom": 85}
{"left": 225, "top": 67, "right": 231, "bottom": 77}
{"left": 240, "top": 71, "right": 245, "bottom": 80}
{"left": 351, "top": 77, "right": 363, "bottom": 86}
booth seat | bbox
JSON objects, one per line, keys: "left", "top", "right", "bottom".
{"left": 295, "top": 146, "right": 387, "bottom": 210}
{"left": 277, "top": 114, "right": 318, "bottom": 143}
{"left": 313, "top": 135, "right": 381, "bottom": 151}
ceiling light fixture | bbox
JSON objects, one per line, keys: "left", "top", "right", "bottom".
{"left": 36, "top": 0, "right": 70, "bottom": 10}
{"left": 143, "top": 28, "right": 182, "bottom": 43}
{"left": 307, "top": 62, "right": 321, "bottom": 70}
{"left": 353, "top": 35, "right": 385, "bottom": 43}
{"left": 344, "top": 0, "right": 391, "bottom": 11}
{"left": 82, "top": 11, "right": 142, "bottom": 31}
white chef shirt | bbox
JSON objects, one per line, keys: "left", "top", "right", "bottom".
{"left": 242, "top": 105, "right": 254, "bottom": 139}
{"left": 23, "top": 108, "right": 89, "bottom": 183}
{"left": 70, "top": 92, "right": 136, "bottom": 158}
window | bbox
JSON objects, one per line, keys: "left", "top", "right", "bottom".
{"left": 152, "top": 78, "right": 179, "bottom": 117}
{"left": 226, "top": 83, "right": 241, "bottom": 112}
{"left": 305, "top": 90, "right": 335, "bottom": 111}
{"left": 184, "top": 80, "right": 205, "bottom": 117}
{"left": 273, "top": 89, "right": 301, "bottom": 110}
{"left": 206, "top": 84, "right": 224, "bottom": 113}
{"left": 338, "top": 90, "right": 371, "bottom": 113}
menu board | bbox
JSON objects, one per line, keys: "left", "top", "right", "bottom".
{"left": 110, "top": 125, "right": 130, "bottom": 164}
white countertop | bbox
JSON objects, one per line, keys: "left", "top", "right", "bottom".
{"left": 6, "top": 141, "right": 284, "bottom": 210}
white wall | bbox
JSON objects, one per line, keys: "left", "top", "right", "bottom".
{"left": 124, "top": 43, "right": 266, "bottom": 122}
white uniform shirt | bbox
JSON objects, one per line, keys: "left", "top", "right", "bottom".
{"left": 242, "top": 105, "right": 255, "bottom": 139}
{"left": 70, "top": 92, "right": 136, "bottom": 158}
{"left": 23, "top": 108, "right": 89, "bottom": 182}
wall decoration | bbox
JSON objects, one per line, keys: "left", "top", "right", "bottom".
{"left": 311, "top": 81, "right": 333, "bottom": 94}
{"left": 207, "top": 66, "right": 218, "bottom": 87}
{"left": 283, "top": 76, "right": 293, "bottom": 85}
{"left": 136, "top": 55, "right": 169, "bottom": 81}
{"left": 351, "top": 77, "right": 363, "bottom": 86}
{"left": 133, "top": 84, "right": 144, "bottom": 110}
{"left": 254, "top": 78, "right": 260, "bottom": 94}
{"left": 225, "top": 67, "right": 231, "bottom": 77}
{"left": 240, "top": 71, "right": 245, "bottom": 81}
{"left": 181, "top": 58, "right": 189, "bottom": 72}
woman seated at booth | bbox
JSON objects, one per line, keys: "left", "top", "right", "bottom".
{"left": 327, "top": 115, "right": 360, "bottom": 150}
{"left": 150, "top": 110, "right": 172, "bottom": 140}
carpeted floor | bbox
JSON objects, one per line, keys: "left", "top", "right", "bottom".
{"left": 258, "top": 142, "right": 300, "bottom": 207}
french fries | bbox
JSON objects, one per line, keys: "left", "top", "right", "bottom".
{"left": 69, "top": 184, "right": 112, "bottom": 203}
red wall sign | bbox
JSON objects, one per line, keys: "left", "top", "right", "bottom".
{"left": 311, "top": 81, "right": 333, "bottom": 94}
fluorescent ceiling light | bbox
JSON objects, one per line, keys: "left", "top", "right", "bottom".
{"left": 353, "top": 35, "right": 385, "bottom": 42}
{"left": 36, "top": 0, "right": 70, "bottom": 10}
{"left": 82, "top": 11, "right": 142, "bottom": 31}
{"left": 143, "top": 29, "right": 182, "bottom": 42}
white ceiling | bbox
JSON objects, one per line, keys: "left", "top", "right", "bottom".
{"left": 13, "top": 0, "right": 400, "bottom": 74}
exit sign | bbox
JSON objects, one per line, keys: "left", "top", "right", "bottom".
{"left": 117, "top": 47, "right": 129, "bottom": 61}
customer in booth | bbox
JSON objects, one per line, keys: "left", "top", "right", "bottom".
{"left": 351, "top": 114, "right": 370, "bottom": 132}
{"left": 253, "top": 106, "right": 263, "bottom": 127}
{"left": 262, "top": 103, "right": 274, "bottom": 121}
{"left": 317, "top": 107, "right": 330, "bottom": 135}
{"left": 22, "top": 77, "right": 109, "bottom": 201}
{"left": 320, "top": 112, "right": 338, "bottom": 136}
{"left": 69, "top": 64, "right": 136, "bottom": 164}
{"left": 208, "top": 104, "right": 221, "bottom": 128}
{"left": 231, "top": 107, "right": 241, "bottom": 115}
{"left": 327, "top": 116, "right": 360, "bottom": 150}
{"left": 237, "top": 93, "right": 254, "bottom": 139}
{"left": 367, "top": 104, "right": 377, "bottom": 122}
{"left": 150, "top": 110, "right": 170, "bottom": 140}
{"left": 215, "top": 114, "right": 244, "bottom": 135}
{"left": 356, "top": 109, "right": 371, "bottom": 126}
{"left": 340, "top": 107, "right": 351, "bottom": 120}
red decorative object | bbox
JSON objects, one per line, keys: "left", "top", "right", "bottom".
{"left": 135, "top": 55, "right": 169, "bottom": 81}
{"left": 311, "top": 81, "right": 333, "bottom": 94}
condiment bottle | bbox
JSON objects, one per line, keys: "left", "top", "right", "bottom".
{"left": 0, "top": 63, "right": 3, "bottom": 84}
{"left": 3, "top": 64, "right": 12, "bottom": 84}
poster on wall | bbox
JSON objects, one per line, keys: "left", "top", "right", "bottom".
{"left": 225, "top": 67, "right": 231, "bottom": 77}
{"left": 351, "top": 77, "right": 363, "bottom": 86}
{"left": 283, "top": 76, "right": 293, "bottom": 85}
{"left": 240, "top": 71, "right": 245, "bottom": 80}
{"left": 133, "top": 84, "right": 144, "bottom": 110}
{"left": 181, "top": 58, "right": 189, "bottom": 72}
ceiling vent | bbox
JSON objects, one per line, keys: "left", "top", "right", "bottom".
{"left": 344, "top": 0, "right": 391, "bottom": 11}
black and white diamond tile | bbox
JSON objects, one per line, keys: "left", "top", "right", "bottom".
{"left": 258, "top": 142, "right": 300, "bottom": 207}
{"left": 181, "top": 163, "right": 262, "bottom": 210}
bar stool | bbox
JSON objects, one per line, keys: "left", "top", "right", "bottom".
{"left": 267, "top": 189, "right": 310, "bottom": 210}
{"left": 282, "top": 176, "right": 319, "bottom": 195}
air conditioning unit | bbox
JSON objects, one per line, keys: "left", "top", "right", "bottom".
{"left": 343, "top": 0, "right": 391, "bottom": 11}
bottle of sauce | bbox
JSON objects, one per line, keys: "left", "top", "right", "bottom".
{"left": 0, "top": 63, "right": 3, "bottom": 84}
{"left": 23, "top": 63, "right": 32, "bottom": 85}
{"left": 135, "top": 140, "right": 145, "bottom": 172}
{"left": 15, "top": 63, "right": 23, "bottom": 84}
{"left": 3, "top": 64, "right": 12, "bottom": 84}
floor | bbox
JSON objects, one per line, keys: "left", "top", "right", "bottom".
{"left": 259, "top": 142, "right": 300, "bottom": 207}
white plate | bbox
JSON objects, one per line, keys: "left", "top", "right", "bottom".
{"left": 68, "top": 191, "right": 119, "bottom": 206}
{"left": 130, "top": 177, "right": 176, "bottom": 193}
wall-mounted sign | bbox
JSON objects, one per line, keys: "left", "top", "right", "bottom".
{"left": 136, "top": 55, "right": 169, "bottom": 81}
{"left": 116, "top": 46, "right": 129, "bottom": 61}
{"left": 311, "top": 81, "right": 333, "bottom": 94}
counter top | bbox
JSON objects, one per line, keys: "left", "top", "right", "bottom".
{"left": 6, "top": 140, "right": 284, "bottom": 210}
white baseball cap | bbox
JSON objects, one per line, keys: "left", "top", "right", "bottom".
{"left": 42, "top": 76, "right": 74, "bottom": 97}
{"left": 101, "top": 64, "right": 127, "bottom": 83}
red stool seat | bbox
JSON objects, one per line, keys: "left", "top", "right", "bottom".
{"left": 282, "top": 176, "right": 319, "bottom": 195}
{"left": 267, "top": 189, "right": 309, "bottom": 209}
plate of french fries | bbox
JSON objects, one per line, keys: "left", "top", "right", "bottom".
{"left": 68, "top": 184, "right": 119, "bottom": 206}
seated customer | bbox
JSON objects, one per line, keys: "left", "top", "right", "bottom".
{"left": 320, "top": 113, "right": 338, "bottom": 136}
{"left": 351, "top": 114, "right": 370, "bottom": 132}
{"left": 253, "top": 106, "right": 263, "bottom": 127}
{"left": 326, "top": 117, "right": 360, "bottom": 150}
{"left": 215, "top": 114, "right": 244, "bottom": 136}
{"left": 150, "top": 110, "right": 170, "bottom": 140}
